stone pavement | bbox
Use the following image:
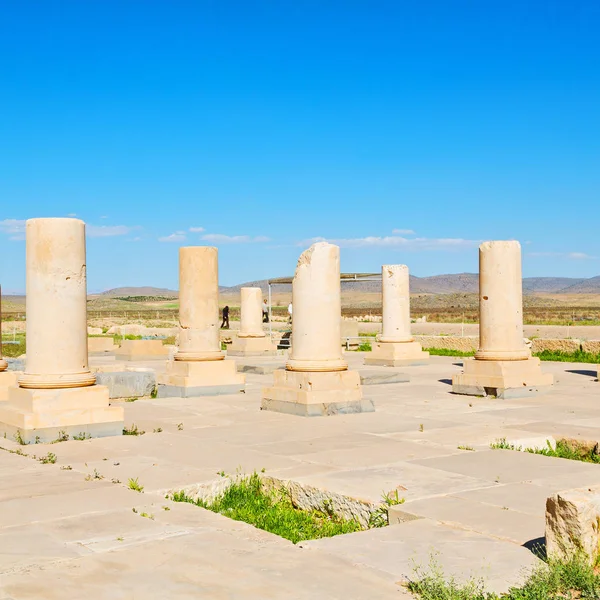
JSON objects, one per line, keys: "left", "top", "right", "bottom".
{"left": 1, "top": 353, "right": 599, "bottom": 598}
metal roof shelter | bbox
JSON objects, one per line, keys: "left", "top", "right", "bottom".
{"left": 266, "top": 272, "right": 381, "bottom": 337}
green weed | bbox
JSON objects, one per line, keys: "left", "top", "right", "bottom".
{"left": 128, "top": 477, "right": 144, "bottom": 493}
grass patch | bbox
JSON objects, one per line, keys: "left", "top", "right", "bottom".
{"left": 123, "top": 424, "right": 145, "bottom": 436}
{"left": 491, "top": 438, "right": 600, "bottom": 464}
{"left": 128, "top": 477, "right": 144, "bottom": 492}
{"left": 170, "top": 473, "right": 362, "bottom": 544}
{"left": 1, "top": 334, "right": 26, "bottom": 357}
{"left": 357, "top": 342, "right": 372, "bottom": 352}
{"left": 534, "top": 349, "right": 600, "bottom": 364}
{"left": 426, "top": 348, "right": 476, "bottom": 357}
{"left": 408, "top": 554, "right": 600, "bottom": 599}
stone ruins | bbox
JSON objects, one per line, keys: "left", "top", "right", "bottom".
{"left": 262, "top": 242, "right": 374, "bottom": 416}
{"left": 365, "top": 264, "right": 429, "bottom": 367}
{"left": 157, "top": 246, "right": 245, "bottom": 397}
{"left": 228, "top": 287, "right": 276, "bottom": 356}
{"left": 0, "top": 218, "right": 124, "bottom": 442}
{"left": 452, "top": 240, "right": 554, "bottom": 398}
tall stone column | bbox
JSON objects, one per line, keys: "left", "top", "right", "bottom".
{"left": 452, "top": 241, "right": 553, "bottom": 398}
{"left": 262, "top": 242, "right": 373, "bottom": 416}
{"left": 175, "top": 246, "right": 223, "bottom": 361}
{"left": 286, "top": 243, "right": 347, "bottom": 372}
{"left": 0, "top": 218, "right": 123, "bottom": 442}
{"left": 228, "top": 287, "right": 276, "bottom": 356}
{"left": 365, "top": 265, "right": 429, "bottom": 366}
{"left": 19, "top": 219, "right": 95, "bottom": 388}
{"left": 475, "top": 241, "right": 530, "bottom": 361}
{"left": 157, "top": 247, "right": 244, "bottom": 397}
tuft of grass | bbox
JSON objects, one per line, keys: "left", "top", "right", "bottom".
{"left": 150, "top": 387, "right": 158, "bottom": 399}
{"left": 357, "top": 342, "right": 372, "bottom": 352}
{"left": 177, "top": 423, "right": 184, "bottom": 431}
{"left": 408, "top": 554, "right": 600, "bottom": 600}
{"left": 457, "top": 445, "right": 475, "bottom": 451}
{"left": 39, "top": 452, "right": 57, "bottom": 464}
{"left": 139, "top": 512, "right": 154, "bottom": 520}
{"left": 426, "top": 348, "right": 475, "bottom": 358}
{"left": 73, "top": 432, "right": 91, "bottom": 441}
{"left": 128, "top": 477, "right": 144, "bottom": 493}
{"left": 170, "top": 473, "right": 362, "bottom": 544}
{"left": 153, "top": 427, "right": 163, "bottom": 433}
{"left": 491, "top": 438, "right": 600, "bottom": 465}
{"left": 13, "top": 430, "right": 25, "bottom": 445}
{"left": 123, "top": 424, "right": 145, "bottom": 436}
{"left": 369, "top": 490, "right": 405, "bottom": 528}
{"left": 85, "top": 469, "right": 104, "bottom": 481}
{"left": 52, "top": 430, "right": 70, "bottom": 443}
{"left": 124, "top": 397, "right": 137, "bottom": 403}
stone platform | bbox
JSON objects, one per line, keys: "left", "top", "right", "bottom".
{"left": 364, "top": 341, "right": 430, "bottom": 367}
{"left": 227, "top": 335, "right": 277, "bottom": 357}
{"left": 261, "top": 369, "right": 374, "bottom": 416}
{"left": 452, "top": 357, "right": 554, "bottom": 398}
{"left": 115, "top": 339, "right": 170, "bottom": 361}
{"left": 0, "top": 353, "right": 598, "bottom": 598}
{"left": 0, "top": 371, "right": 19, "bottom": 401}
{"left": 157, "top": 359, "right": 245, "bottom": 397}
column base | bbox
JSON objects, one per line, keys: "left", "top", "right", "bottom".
{"left": 157, "top": 359, "right": 245, "bottom": 397}
{"left": 452, "top": 357, "right": 554, "bottom": 398}
{"left": 0, "top": 385, "right": 124, "bottom": 444}
{"left": 261, "top": 369, "right": 374, "bottom": 417}
{"left": 228, "top": 335, "right": 277, "bottom": 357}
{"left": 364, "top": 341, "right": 430, "bottom": 367}
{"left": 114, "top": 340, "right": 170, "bottom": 361}
{"left": 0, "top": 371, "right": 19, "bottom": 402}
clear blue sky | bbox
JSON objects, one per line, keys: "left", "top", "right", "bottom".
{"left": 1, "top": 1, "right": 599, "bottom": 293}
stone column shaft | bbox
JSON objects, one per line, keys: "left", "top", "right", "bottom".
{"left": 175, "top": 246, "right": 223, "bottom": 361}
{"left": 475, "top": 241, "right": 530, "bottom": 361}
{"left": 19, "top": 218, "right": 95, "bottom": 389}
{"left": 379, "top": 264, "right": 413, "bottom": 343}
{"left": 286, "top": 242, "right": 346, "bottom": 372}
{"left": 239, "top": 288, "right": 265, "bottom": 337}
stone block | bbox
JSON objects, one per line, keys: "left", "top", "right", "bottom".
{"left": 358, "top": 370, "right": 410, "bottom": 385}
{"left": 546, "top": 486, "right": 600, "bottom": 564}
{"left": 582, "top": 340, "right": 600, "bottom": 354}
{"left": 237, "top": 362, "right": 285, "bottom": 375}
{"left": 88, "top": 337, "right": 118, "bottom": 353}
{"left": 0, "top": 371, "right": 19, "bottom": 401}
{"left": 87, "top": 327, "right": 103, "bottom": 335}
{"left": 452, "top": 357, "right": 553, "bottom": 398}
{"left": 228, "top": 335, "right": 277, "bottom": 357}
{"left": 414, "top": 335, "right": 479, "bottom": 353}
{"left": 157, "top": 359, "right": 245, "bottom": 397}
{"left": 531, "top": 338, "right": 582, "bottom": 354}
{"left": 0, "top": 385, "right": 124, "bottom": 443}
{"left": 95, "top": 370, "right": 156, "bottom": 399}
{"left": 364, "top": 341, "right": 429, "bottom": 367}
{"left": 261, "top": 369, "right": 374, "bottom": 417}
{"left": 114, "top": 339, "right": 169, "bottom": 361}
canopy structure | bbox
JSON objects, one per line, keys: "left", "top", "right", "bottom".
{"left": 266, "top": 272, "right": 381, "bottom": 336}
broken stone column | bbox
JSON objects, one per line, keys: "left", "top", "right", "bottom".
{"left": 365, "top": 265, "right": 429, "bottom": 367}
{"left": 262, "top": 242, "right": 373, "bottom": 416}
{"left": 157, "top": 247, "right": 244, "bottom": 397}
{"left": 452, "top": 241, "right": 553, "bottom": 398}
{"left": 546, "top": 486, "right": 600, "bottom": 565}
{"left": 0, "top": 218, "right": 123, "bottom": 442}
{"left": 228, "top": 287, "right": 276, "bottom": 356}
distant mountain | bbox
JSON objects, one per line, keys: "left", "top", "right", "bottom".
{"left": 90, "top": 274, "right": 600, "bottom": 299}
{"left": 99, "top": 287, "right": 178, "bottom": 298}
{"left": 558, "top": 276, "right": 600, "bottom": 294}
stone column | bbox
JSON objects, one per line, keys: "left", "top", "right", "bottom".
{"left": 157, "top": 246, "right": 244, "bottom": 397}
{"left": 262, "top": 242, "right": 372, "bottom": 416}
{"left": 175, "top": 246, "right": 223, "bottom": 361}
{"left": 19, "top": 218, "right": 95, "bottom": 389}
{"left": 286, "top": 242, "right": 347, "bottom": 372}
{"left": 475, "top": 241, "right": 530, "bottom": 361}
{"left": 380, "top": 265, "right": 413, "bottom": 342}
{"left": 452, "top": 240, "right": 553, "bottom": 398}
{"left": 0, "top": 218, "right": 123, "bottom": 442}
{"left": 365, "top": 264, "right": 429, "bottom": 366}
{"left": 239, "top": 287, "right": 265, "bottom": 337}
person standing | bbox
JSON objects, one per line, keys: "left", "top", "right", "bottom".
{"left": 262, "top": 299, "right": 269, "bottom": 323}
{"left": 287, "top": 302, "right": 293, "bottom": 324}
{"left": 221, "top": 305, "right": 230, "bottom": 329}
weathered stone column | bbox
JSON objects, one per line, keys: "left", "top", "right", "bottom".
{"left": 452, "top": 241, "right": 553, "bottom": 398}
{"left": 365, "top": 265, "right": 429, "bottom": 366}
{"left": 239, "top": 288, "right": 266, "bottom": 337}
{"left": 228, "top": 287, "right": 276, "bottom": 356}
{"left": 19, "top": 219, "right": 95, "bottom": 388}
{"left": 475, "top": 241, "right": 530, "bottom": 361}
{"left": 157, "top": 246, "right": 244, "bottom": 397}
{"left": 262, "top": 242, "right": 373, "bottom": 416}
{"left": 0, "top": 218, "right": 123, "bottom": 442}
{"left": 175, "top": 246, "right": 223, "bottom": 361}
{"left": 287, "top": 243, "right": 347, "bottom": 372}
